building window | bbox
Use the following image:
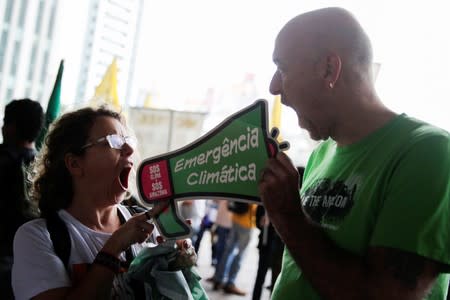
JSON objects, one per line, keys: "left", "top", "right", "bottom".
{"left": 10, "top": 41, "right": 21, "bottom": 77}
{"left": 18, "top": 0, "right": 28, "bottom": 28}
{"left": 37, "top": 89, "right": 43, "bottom": 102}
{"left": 101, "top": 35, "right": 125, "bottom": 48}
{"left": 109, "top": 0, "right": 131, "bottom": 13}
{"left": 47, "top": 1, "right": 57, "bottom": 39}
{"left": 3, "top": 0, "right": 14, "bottom": 24}
{"left": 28, "top": 42, "right": 38, "bottom": 81}
{"left": 6, "top": 88, "right": 13, "bottom": 103}
{"left": 0, "top": 30, "right": 9, "bottom": 72}
{"left": 40, "top": 51, "right": 49, "bottom": 84}
{"left": 105, "top": 12, "right": 128, "bottom": 25}
{"left": 35, "top": 1, "right": 44, "bottom": 35}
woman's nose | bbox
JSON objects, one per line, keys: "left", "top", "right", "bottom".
{"left": 121, "top": 142, "right": 134, "bottom": 157}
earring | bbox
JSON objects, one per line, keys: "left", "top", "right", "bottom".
{"left": 329, "top": 82, "right": 334, "bottom": 89}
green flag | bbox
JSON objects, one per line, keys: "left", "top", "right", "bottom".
{"left": 36, "top": 59, "right": 64, "bottom": 150}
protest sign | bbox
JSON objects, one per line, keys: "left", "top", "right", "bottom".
{"left": 137, "top": 99, "right": 289, "bottom": 238}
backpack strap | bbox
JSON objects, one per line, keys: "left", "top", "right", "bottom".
{"left": 125, "top": 204, "right": 146, "bottom": 215}
{"left": 46, "top": 205, "right": 151, "bottom": 273}
{"left": 46, "top": 212, "right": 71, "bottom": 273}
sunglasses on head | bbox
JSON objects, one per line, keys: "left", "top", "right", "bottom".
{"left": 81, "top": 134, "right": 137, "bottom": 150}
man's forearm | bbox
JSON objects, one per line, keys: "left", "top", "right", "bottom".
{"left": 273, "top": 212, "right": 368, "bottom": 299}
{"left": 272, "top": 212, "right": 436, "bottom": 300}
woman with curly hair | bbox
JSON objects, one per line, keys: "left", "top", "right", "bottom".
{"left": 12, "top": 106, "right": 157, "bottom": 299}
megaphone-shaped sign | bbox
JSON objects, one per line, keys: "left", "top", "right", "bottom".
{"left": 137, "top": 99, "right": 289, "bottom": 239}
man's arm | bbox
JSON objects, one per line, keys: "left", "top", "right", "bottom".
{"left": 276, "top": 210, "right": 441, "bottom": 300}
{"left": 259, "top": 152, "right": 443, "bottom": 300}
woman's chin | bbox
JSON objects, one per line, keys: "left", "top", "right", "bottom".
{"left": 112, "top": 194, "right": 126, "bottom": 205}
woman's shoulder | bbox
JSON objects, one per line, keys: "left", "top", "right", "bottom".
{"left": 16, "top": 218, "right": 48, "bottom": 235}
{"left": 14, "top": 218, "right": 50, "bottom": 248}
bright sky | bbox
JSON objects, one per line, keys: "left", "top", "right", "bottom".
{"left": 55, "top": 0, "right": 450, "bottom": 166}
{"left": 131, "top": 0, "right": 450, "bottom": 129}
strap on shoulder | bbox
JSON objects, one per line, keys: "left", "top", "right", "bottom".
{"left": 125, "top": 204, "right": 146, "bottom": 215}
{"left": 46, "top": 212, "right": 71, "bottom": 273}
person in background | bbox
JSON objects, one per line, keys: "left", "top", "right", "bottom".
{"left": 212, "top": 201, "right": 257, "bottom": 296}
{"left": 252, "top": 167, "right": 305, "bottom": 300}
{"left": 178, "top": 199, "right": 206, "bottom": 247}
{"left": 0, "top": 99, "right": 44, "bottom": 300}
{"left": 259, "top": 7, "right": 450, "bottom": 300}
{"left": 210, "top": 200, "right": 232, "bottom": 267}
{"left": 12, "top": 107, "right": 159, "bottom": 299}
{"left": 193, "top": 200, "right": 218, "bottom": 262}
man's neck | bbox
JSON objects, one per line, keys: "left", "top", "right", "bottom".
{"left": 333, "top": 94, "right": 397, "bottom": 146}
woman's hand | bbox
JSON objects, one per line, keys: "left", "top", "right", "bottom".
{"left": 102, "top": 213, "right": 154, "bottom": 257}
{"left": 155, "top": 235, "right": 198, "bottom": 270}
{"left": 172, "top": 239, "right": 197, "bottom": 269}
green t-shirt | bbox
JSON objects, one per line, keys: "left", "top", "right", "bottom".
{"left": 272, "top": 114, "right": 450, "bottom": 300}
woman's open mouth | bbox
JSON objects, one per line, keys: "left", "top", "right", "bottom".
{"left": 118, "top": 166, "right": 132, "bottom": 190}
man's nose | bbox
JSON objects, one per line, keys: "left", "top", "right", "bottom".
{"left": 269, "top": 70, "right": 281, "bottom": 95}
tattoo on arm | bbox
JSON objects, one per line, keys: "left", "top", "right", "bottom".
{"left": 384, "top": 249, "right": 425, "bottom": 289}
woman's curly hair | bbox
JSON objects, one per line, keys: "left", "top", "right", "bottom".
{"left": 31, "top": 106, "right": 122, "bottom": 217}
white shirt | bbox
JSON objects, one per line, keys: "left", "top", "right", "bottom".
{"left": 12, "top": 205, "right": 154, "bottom": 300}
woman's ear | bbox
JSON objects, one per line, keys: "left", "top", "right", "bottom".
{"left": 65, "top": 153, "right": 83, "bottom": 177}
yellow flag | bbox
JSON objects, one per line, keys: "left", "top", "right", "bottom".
{"left": 143, "top": 92, "right": 153, "bottom": 108}
{"left": 270, "top": 95, "right": 282, "bottom": 141}
{"left": 91, "top": 58, "right": 120, "bottom": 111}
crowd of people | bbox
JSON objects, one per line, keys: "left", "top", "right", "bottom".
{"left": 1, "top": 6, "right": 450, "bottom": 300}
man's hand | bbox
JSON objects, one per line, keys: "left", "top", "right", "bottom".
{"left": 258, "top": 152, "right": 302, "bottom": 227}
{"left": 257, "top": 153, "right": 442, "bottom": 300}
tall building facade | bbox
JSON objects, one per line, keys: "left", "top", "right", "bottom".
{"left": 74, "top": 0, "right": 143, "bottom": 106}
{"left": 0, "top": 0, "right": 59, "bottom": 107}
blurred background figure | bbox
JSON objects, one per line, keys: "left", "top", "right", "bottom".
{"left": 252, "top": 167, "right": 305, "bottom": 300}
{"left": 178, "top": 199, "right": 206, "bottom": 247}
{"left": 212, "top": 201, "right": 257, "bottom": 296}
{"left": 0, "top": 99, "right": 44, "bottom": 300}
{"left": 210, "top": 200, "right": 232, "bottom": 267}
{"left": 251, "top": 206, "right": 283, "bottom": 300}
{"left": 193, "top": 200, "right": 218, "bottom": 262}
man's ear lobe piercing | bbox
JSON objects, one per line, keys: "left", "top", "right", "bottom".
{"left": 329, "top": 82, "right": 334, "bottom": 89}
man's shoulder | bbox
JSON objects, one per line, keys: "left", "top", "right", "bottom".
{"left": 396, "top": 114, "right": 449, "bottom": 140}
{"left": 0, "top": 145, "right": 36, "bottom": 164}
{"left": 0, "top": 145, "right": 17, "bottom": 174}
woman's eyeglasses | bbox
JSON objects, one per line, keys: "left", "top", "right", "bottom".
{"left": 81, "top": 134, "right": 137, "bottom": 150}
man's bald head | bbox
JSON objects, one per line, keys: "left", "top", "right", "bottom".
{"left": 277, "top": 7, "right": 373, "bottom": 81}
{"left": 270, "top": 7, "right": 382, "bottom": 143}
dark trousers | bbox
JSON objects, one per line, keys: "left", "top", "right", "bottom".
{"left": 252, "top": 238, "right": 284, "bottom": 300}
{"left": 252, "top": 245, "right": 271, "bottom": 300}
{"left": 0, "top": 256, "right": 14, "bottom": 300}
{"left": 213, "top": 225, "right": 230, "bottom": 266}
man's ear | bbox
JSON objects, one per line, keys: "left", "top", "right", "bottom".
{"left": 65, "top": 153, "right": 83, "bottom": 177}
{"left": 322, "top": 53, "right": 342, "bottom": 88}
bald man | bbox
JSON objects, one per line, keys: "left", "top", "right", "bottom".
{"left": 259, "top": 7, "right": 450, "bottom": 300}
